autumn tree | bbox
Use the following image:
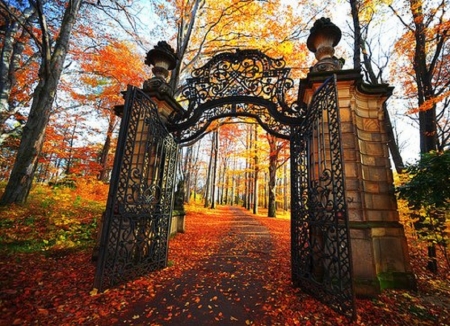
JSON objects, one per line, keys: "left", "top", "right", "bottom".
{"left": 0, "top": 0, "right": 85, "bottom": 205}
{"left": 0, "top": 4, "right": 37, "bottom": 144}
{"left": 389, "top": 0, "right": 450, "bottom": 153}
{"left": 0, "top": 0, "right": 148, "bottom": 205}
{"left": 73, "top": 40, "right": 147, "bottom": 181}
{"left": 150, "top": 0, "right": 324, "bottom": 215}
{"left": 151, "top": 0, "right": 323, "bottom": 93}
{"left": 266, "top": 134, "right": 289, "bottom": 217}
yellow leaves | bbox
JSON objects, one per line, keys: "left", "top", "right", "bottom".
{"left": 179, "top": 0, "right": 307, "bottom": 72}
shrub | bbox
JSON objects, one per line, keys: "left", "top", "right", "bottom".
{"left": 396, "top": 150, "right": 450, "bottom": 271}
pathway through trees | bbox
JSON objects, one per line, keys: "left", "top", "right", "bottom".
{"left": 114, "top": 207, "right": 279, "bottom": 325}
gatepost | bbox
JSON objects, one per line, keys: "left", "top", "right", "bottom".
{"left": 142, "top": 42, "right": 186, "bottom": 236}
{"left": 300, "top": 18, "right": 417, "bottom": 297}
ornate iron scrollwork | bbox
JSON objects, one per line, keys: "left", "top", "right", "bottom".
{"left": 94, "top": 87, "right": 178, "bottom": 291}
{"left": 169, "top": 49, "right": 302, "bottom": 143}
{"left": 94, "top": 46, "right": 355, "bottom": 320}
{"left": 290, "top": 76, "right": 355, "bottom": 320}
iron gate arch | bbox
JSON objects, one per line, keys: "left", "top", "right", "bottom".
{"left": 168, "top": 49, "right": 356, "bottom": 319}
{"left": 168, "top": 49, "right": 301, "bottom": 143}
{"left": 93, "top": 49, "right": 356, "bottom": 320}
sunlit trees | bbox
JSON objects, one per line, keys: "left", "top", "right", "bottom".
{"left": 397, "top": 150, "right": 450, "bottom": 271}
{"left": 0, "top": 0, "right": 148, "bottom": 205}
{"left": 0, "top": 3, "right": 37, "bottom": 142}
{"left": 150, "top": 0, "right": 322, "bottom": 215}
{"left": 389, "top": 0, "right": 450, "bottom": 153}
{"left": 74, "top": 40, "right": 147, "bottom": 181}
{"left": 151, "top": 0, "right": 320, "bottom": 92}
{"left": 0, "top": 0, "right": 83, "bottom": 205}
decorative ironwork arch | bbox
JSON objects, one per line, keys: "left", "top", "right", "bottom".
{"left": 168, "top": 49, "right": 303, "bottom": 143}
{"left": 94, "top": 48, "right": 355, "bottom": 320}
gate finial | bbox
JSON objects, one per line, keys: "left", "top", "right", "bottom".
{"left": 145, "top": 41, "right": 178, "bottom": 80}
{"left": 307, "top": 18, "right": 344, "bottom": 72}
{"left": 143, "top": 41, "right": 179, "bottom": 99}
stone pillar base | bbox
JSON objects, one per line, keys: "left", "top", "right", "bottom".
{"left": 170, "top": 210, "right": 186, "bottom": 236}
{"left": 350, "top": 221, "right": 417, "bottom": 297}
{"left": 378, "top": 271, "right": 417, "bottom": 291}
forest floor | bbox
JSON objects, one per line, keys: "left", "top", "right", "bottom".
{"left": 1, "top": 203, "right": 450, "bottom": 325}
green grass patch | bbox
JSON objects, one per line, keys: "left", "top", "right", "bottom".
{"left": 0, "top": 182, "right": 106, "bottom": 255}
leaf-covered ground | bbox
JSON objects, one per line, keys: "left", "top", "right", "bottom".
{"left": 1, "top": 204, "right": 449, "bottom": 325}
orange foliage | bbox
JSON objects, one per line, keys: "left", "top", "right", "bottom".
{"left": 77, "top": 40, "right": 148, "bottom": 107}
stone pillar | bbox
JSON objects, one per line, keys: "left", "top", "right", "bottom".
{"left": 298, "top": 70, "right": 417, "bottom": 297}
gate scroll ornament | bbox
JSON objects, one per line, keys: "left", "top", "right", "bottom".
{"left": 168, "top": 49, "right": 302, "bottom": 143}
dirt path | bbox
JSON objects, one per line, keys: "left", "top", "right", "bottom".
{"left": 112, "top": 207, "right": 277, "bottom": 325}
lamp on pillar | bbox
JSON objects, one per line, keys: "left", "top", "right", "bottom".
{"left": 142, "top": 41, "right": 183, "bottom": 123}
{"left": 307, "top": 18, "right": 344, "bottom": 72}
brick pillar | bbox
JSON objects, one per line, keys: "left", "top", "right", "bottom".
{"left": 299, "top": 70, "right": 417, "bottom": 297}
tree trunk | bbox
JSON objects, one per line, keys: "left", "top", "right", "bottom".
{"left": 210, "top": 129, "right": 219, "bottom": 209}
{"left": 264, "top": 172, "right": 268, "bottom": 209}
{"left": 268, "top": 162, "right": 276, "bottom": 218}
{"left": 65, "top": 118, "right": 79, "bottom": 175}
{"left": 0, "top": 6, "right": 35, "bottom": 137}
{"left": 221, "top": 160, "right": 227, "bottom": 205}
{"left": 283, "top": 162, "right": 288, "bottom": 211}
{"left": 191, "top": 143, "right": 200, "bottom": 202}
{"left": 0, "top": 19, "right": 19, "bottom": 131}
{"left": 409, "top": 0, "right": 437, "bottom": 153}
{"left": 349, "top": 0, "right": 361, "bottom": 71}
{"left": 204, "top": 134, "right": 214, "bottom": 207}
{"left": 181, "top": 145, "right": 192, "bottom": 202}
{"left": 267, "top": 135, "right": 277, "bottom": 218}
{"left": 169, "top": 0, "right": 201, "bottom": 93}
{"left": 98, "top": 114, "right": 116, "bottom": 181}
{"left": 253, "top": 125, "right": 258, "bottom": 214}
{"left": 0, "top": 0, "right": 83, "bottom": 205}
{"left": 350, "top": 0, "right": 405, "bottom": 170}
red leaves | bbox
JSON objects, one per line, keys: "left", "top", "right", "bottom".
{"left": 1, "top": 205, "right": 449, "bottom": 325}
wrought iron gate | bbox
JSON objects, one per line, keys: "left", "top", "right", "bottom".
{"left": 93, "top": 86, "right": 178, "bottom": 291}
{"left": 92, "top": 47, "right": 355, "bottom": 319}
{"left": 290, "top": 76, "right": 355, "bottom": 319}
